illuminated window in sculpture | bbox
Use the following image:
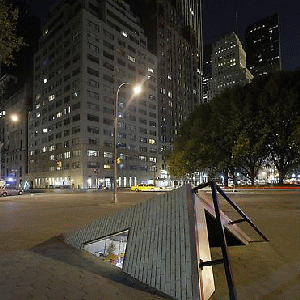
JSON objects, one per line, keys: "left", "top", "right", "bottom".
{"left": 83, "top": 230, "right": 129, "bottom": 269}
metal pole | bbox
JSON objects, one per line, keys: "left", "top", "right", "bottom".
{"left": 113, "top": 82, "right": 142, "bottom": 202}
{"left": 210, "top": 180, "right": 237, "bottom": 300}
{"left": 0, "top": 142, "right": 2, "bottom": 179}
{"left": 113, "top": 85, "right": 120, "bottom": 203}
{"left": 216, "top": 184, "right": 269, "bottom": 241}
{"left": 114, "top": 83, "right": 130, "bottom": 203}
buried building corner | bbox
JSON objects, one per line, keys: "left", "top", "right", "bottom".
{"left": 64, "top": 183, "right": 267, "bottom": 300}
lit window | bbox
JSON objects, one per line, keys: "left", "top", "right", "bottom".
{"left": 121, "top": 31, "right": 128, "bottom": 37}
{"left": 64, "top": 107, "right": 71, "bottom": 114}
{"left": 148, "top": 68, "right": 154, "bottom": 73}
{"left": 104, "top": 152, "right": 113, "bottom": 158}
{"left": 49, "top": 94, "right": 55, "bottom": 101}
{"left": 87, "top": 150, "right": 98, "bottom": 156}
{"left": 44, "top": 78, "right": 48, "bottom": 84}
{"left": 43, "top": 128, "right": 48, "bottom": 133}
{"left": 49, "top": 155, "right": 55, "bottom": 160}
{"left": 128, "top": 55, "right": 136, "bottom": 62}
{"left": 64, "top": 151, "right": 71, "bottom": 159}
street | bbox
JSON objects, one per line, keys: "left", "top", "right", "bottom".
{"left": 0, "top": 188, "right": 299, "bottom": 299}
{"left": 0, "top": 190, "right": 159, "bottom": 252}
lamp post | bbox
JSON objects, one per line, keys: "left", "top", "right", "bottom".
{"left": 113, "top": 83, "right": 141, "bottom": 203}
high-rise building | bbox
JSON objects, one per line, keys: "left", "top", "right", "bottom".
{"left": 202, "top": 44, "right": 212, "bottom": 103}
{"left": 209, "top": 32, "right": 253, "bottom": 101}
{"left": 126, "top": 0, "right": 203, "bottom": 177}
{"left": 28, "top": 0, "right": 158, "bottom": 189}
{"left": 245, "top": 13, "right": 281, "bottom": 77}
{"left": 0, "top": 2, "right": 39, "bottom": 186}
{"left": 0, "top": 84, "right": 31, "bottom": 186}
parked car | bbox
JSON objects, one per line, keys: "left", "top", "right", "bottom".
{"left": 0, "top": 186, "right": 23, "bottom": 197}
{"left": 130, "top": 183, "right": 161, "bottom": 192}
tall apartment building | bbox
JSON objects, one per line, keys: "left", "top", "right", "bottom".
{"left": 28, "top": 0, "right": 158, "bottom": 189}
{"left": 127, "top": 0, "right": 203, "bottom": 177}
{"left": 245, "top": 13, "right": 281, "bottom": 77}
{"left": 0, "top": 84, "right": 31, "bottom": 186}
{"left": 209, "top": 32, "right": 253, "bottom": 101}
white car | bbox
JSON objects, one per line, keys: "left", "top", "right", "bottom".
{"left": 0, "top": 186, "right": 23, "bottom": 197}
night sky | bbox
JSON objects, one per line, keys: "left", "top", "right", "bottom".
{"left": 27, "top": 0, "right": 299, "bottom": 71}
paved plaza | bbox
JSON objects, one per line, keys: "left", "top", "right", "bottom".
{"left": 0, "top": 188, "right": 299, "bottom": 299}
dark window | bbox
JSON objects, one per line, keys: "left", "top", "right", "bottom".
{"left": 87, "top": 114, "right": 99, "bottom": 122}
{"left": 64, "top": 118, "right": 70, "bottom": 125}
{"left": 72, "top": 126, "right": 80, "bottom": 134}
{"left": 72, "top": 114, "right": 81, "bottom": 122}
{"left": 87, "top": 67, "right": 99, "bottom": 77}
{"left": 89, "top": 139, "right": 97, "bottom": 145}
{"left": 103, "top": 74, "right": 114, "bottom": 83}
{"left": 87, "top": 54, "right": 99, "bottom": 63}
{"left": 103, "top": 50, "right": 114, "bottom": 61}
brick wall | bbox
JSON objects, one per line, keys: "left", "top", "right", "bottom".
{"left": 65, "top": 185, "right": 210, "bottom": 300}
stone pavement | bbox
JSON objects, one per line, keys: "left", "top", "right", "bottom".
{"left": 0, "top": 191, "right": 170, "bottom": 300}
{"left": 0, "top": 189, "right": 299, "bottom": 299}
{"left": 0, "top": 237, "right": 168, "bottom": 300}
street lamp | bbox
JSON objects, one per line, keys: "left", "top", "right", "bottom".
{"left": 113, "top": 83, "right": 141, "bottom": 203}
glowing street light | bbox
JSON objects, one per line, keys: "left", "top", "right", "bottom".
{"left": 10, "top": 114, "right": 19, "bottom": 122}
{"left": 113, "top": 83, "right": 141, "bottom": 203}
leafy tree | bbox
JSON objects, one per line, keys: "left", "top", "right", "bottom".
{"left": 0, "top": 0, "right": 25, "bottom": 65}
{"left": 167, "top": 71, "right": 300, "bottom": 185}
{"left": 231, "top": 77, "right": 270, "bottom": 184}
{"left": 167, "top": 103, "right": 214, "bottom": 179}
{"left": 260, "top": 71, "right": 300, "bottom": 184}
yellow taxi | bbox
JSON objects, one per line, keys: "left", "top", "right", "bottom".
{"left": 130, "top": 183, "right": 160, "bottom": 192}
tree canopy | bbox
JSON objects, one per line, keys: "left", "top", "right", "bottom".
{"left": 0, "top": 0, "right": 24, "bottom": 66}
{"left": 167, "top": 71, "right": 300, "bottom": 185}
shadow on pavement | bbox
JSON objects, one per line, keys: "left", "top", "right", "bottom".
{"left": 30, "top": 235, "right": 172, "bottom": 300}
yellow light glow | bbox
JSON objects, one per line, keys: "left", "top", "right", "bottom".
{"left": 11, "top": 114, "right": 18, "bottom": 122}
{"left": 133, "top": 85, "right": 141, "bottom": 95}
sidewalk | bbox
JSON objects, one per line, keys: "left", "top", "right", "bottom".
{"left": 0, "top": 237, "right": 168, "bottom": 300}
{"left": 0, "top": 190, "right": 299, "bottom": 299}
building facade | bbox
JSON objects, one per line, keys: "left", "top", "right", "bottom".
{"left": 126, "top": 0, "right": 203, "bottom": 181}
{"left": 28, "top": 0, "right": 158, "bottom": 189}
{"left": 0, "top": 83, "right": 31, "bottom": 187}
{"left": 202, "top": 44, "right": 212, "bottom": 103}
{"left": 209, "top": 32, "right": 253, "bottom": 101}
{"left": 245, "top": 13, "right": 281, "bottom": 77}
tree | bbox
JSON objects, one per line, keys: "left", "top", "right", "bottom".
{"left": 231, "top": 77, "right": 270, "bottom": 184}
{"left": 0, "top": 0, "right": 25, "bottom": 66}
{"left": 260, "top": 71, "right": 300, "bottom": 184}
{"left": 167, "top": 71, "right": 300, "bottom": 185}
{"left": 166, "top": 103, "right": 215, "bottom": 179}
